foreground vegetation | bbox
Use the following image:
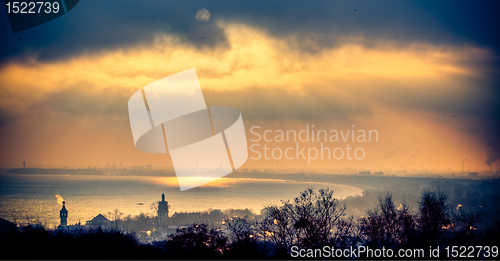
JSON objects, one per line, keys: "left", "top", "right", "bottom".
{"left": 1, "top": 188, "right": 498, "bottom": 259}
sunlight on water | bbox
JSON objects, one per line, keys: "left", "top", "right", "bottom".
{"left": 0, "top": 174, "right": 362, "bottom": 228}
{"left": 150, "top": 177, "right": 249, "bottom": 188}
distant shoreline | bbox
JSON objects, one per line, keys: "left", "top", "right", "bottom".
{"left": 3, "top": 167, "right": 176, "bottom": 177}
{"left": 3, "top": 168, "right": 494, "bottom": 194}
{"left": 0, "top": 170, "right": 371, "bottom": 193}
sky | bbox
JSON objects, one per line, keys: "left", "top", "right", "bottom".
{"left": 0, "top": 0, "right": 499, "bottom": 173}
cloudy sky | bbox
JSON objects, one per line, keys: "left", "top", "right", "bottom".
{"left": 0, "top": 0, "right": 499, "bottom": 173}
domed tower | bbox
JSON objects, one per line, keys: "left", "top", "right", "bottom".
{"left": 157, "top": 193, "right": 169, "bottom": 227}
{"left": 60, "top": 201, "right": 68, "bottom": 226}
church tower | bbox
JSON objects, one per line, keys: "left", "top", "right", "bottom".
{"left": 157, "top": 193, "right": 169, "bottom": 227}
{"left": 60, "top": 201, "right": 68, "bottom": 226}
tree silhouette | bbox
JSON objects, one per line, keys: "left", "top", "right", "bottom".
{"left": 164, "top": 223, "right": 228, "bottom": 259}
{"left": 2, "top": 225, "right": 162, "bottom": 259}
{"left": 332, "top": 215, "right": 361, "bottom": 249}
{"left": 112, "top": 209, "right": 123, "bottom": 228}
{"left": 260, "top": 188, "right": 345, "bottom": 255}
{"left": 449, "top": 208, "right": 481, "bottom": 245}
{"left": 418, "top": 190, "right": 450, "bottom": 245}
{"left": 359, "top": 193, "right": 418, "bottom": 250}
{"left": 225, "top": 217, "right": 267, "bottom": 258}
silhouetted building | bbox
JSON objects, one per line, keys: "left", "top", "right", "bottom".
{"left": 86, "top": 214, "right": 111, "bottom": 227}
{"left": 374, "top": 171, "right": 384, "bottom": 176}
{"left": 469, "top": 172, "right": 478, "bottom": 178}
{"left": 359, "top": 171, "right": 371, "bottom": 176}
{"left": 60, "top": 201, "right": 68, "bottom": 227}
{"left": 158, "top": 193, "right": 169, "bottom": 227}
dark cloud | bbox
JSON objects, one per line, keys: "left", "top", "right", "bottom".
{"left": 1, "top": 0, "right": 499, "bottom": 63}
{"left": 376, "top": 80, "right": 500, "bottom": 121}
{"left": 0, "top": 1, "right": 229, "bottom": 63}
{"left": 0, "top": 107, "right": 15, "bottom": 127}
{"left": 485, "top": 139, "right": 500, "bottom": 167}
{"left": 212, "top": 0, "right": 500, "bottom": 52}
{"left": 370, "top": 76, "right": 500, "bottom": 143}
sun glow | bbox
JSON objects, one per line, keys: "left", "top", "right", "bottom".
{"left": 0, "top": 23, "right": 488, "bottom": 99}
{"left": 0, "top": 21, "right": 495, "bottom": 171}
{"left": 151, "top": 177, "right": 239, "bottom": 189}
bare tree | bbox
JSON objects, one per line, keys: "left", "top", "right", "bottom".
{"left": 150, "top": 201, "right": 159, "bottom": 214}
{"left": 418, "top": 190, "right": 450, "bottom": 244}
{"left": 359, "top": 193, "right": 418, "bottom": 249}
{"left": 112, "top": 209, "right": 123, "bottom": 228}
{"left": 332, "top": 215, "right": 361, "bottom": 249}
{"left": 164, "top": 224, "right": 228, "bottom": 259}
{"left": 227, "top": 217, "right": 259, "bottom": 243}
{"left": 397, "top": 200, "right": 418, "bottom": 247}
{"left": 450, "top": 208, "right": 481, "bottom": 245}
{"left": 226, "top": 216, "right": 264, "bottom": 257}
{"left": 360, "top": 193, "right": 399, "bottom": 248}
{"left": 260, "top": 204, "right": 295, "bottom": 254}
{"left": 259, "top": 188, "right": 345, "bottom": 254}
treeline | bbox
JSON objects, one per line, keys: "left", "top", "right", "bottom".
{"left": 160, "top": 189, "right": 499, "bottom": 259}
{"left": 339, "top": 179, "right": 500, "bottom": 229}
{"left": 168, "top": 208, "right": 256, "bottom": 226}
{"left": 1, "top": 188, "right": 499, "bottom": 259}
{"left": 0, "top": 225, "right": 164, "bottom": 259}
{"left": 101, "top": 208, "right": 257, "bottom": 234}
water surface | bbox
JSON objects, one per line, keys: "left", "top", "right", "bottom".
{"left": 0, "top": 174, "right": 362, "bottom": 228}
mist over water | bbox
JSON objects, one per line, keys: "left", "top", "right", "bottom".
{"left": 0, "top": 174, "right": 362, "bottom": 228}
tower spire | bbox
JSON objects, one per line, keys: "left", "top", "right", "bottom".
{"left": 59, "top": 201, "right": 68, "bottom": 227}
{"left": 158, "top": 193, "right": 169, "bottom": 227}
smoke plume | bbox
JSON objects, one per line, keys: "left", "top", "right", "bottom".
{"left": 55, "top": 194, "right": 64, "bottom": 205}
{"left": 408, "top": 149, "right": 420, "bottom": 160}
{"left": 383, "top": 150, "right": 396, "bottom": 159}
{"left": 485, "top": 139, "right": 500, "bottom": 166}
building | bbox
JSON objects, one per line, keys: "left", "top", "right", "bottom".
{"left": 158, "top": 193, "right": 169, "bottom": 227}
{"left": 359, "top": 171, "right": 371, "bottom": 176}
{"left": 59, "top": 201, "right": 68, "bottom": 227}
{"left": 469, "top": 172, "right": 479, "bottom": 178}
{"left": 374, "top": 171, "right": 384, "bottom": 176}
{"left": 86, "top": 214, "right": 111, "bottom": 227}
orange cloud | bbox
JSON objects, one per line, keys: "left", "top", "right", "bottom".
{"left": 0, "top": 22, "right": 496, "bottom": 172}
